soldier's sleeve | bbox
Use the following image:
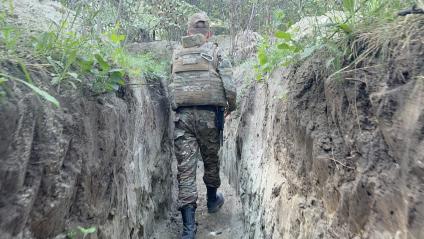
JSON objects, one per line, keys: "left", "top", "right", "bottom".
{"left": 217, "top": 49, "right": 237, "bottom": 112}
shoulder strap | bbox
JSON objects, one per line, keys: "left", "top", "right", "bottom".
{"left": 212, "top": 44, "right": 219, "bottom": 70}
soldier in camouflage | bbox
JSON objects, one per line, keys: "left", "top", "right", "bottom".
{"left": 169, "top": 12, "right": 236, "bottom": 239}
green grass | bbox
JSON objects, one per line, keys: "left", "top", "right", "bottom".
{"left": 255, "top": 0, "right": 416, "bottom": 80}
{"left": 0, "top": 5, "right": 167, "bottom": 105}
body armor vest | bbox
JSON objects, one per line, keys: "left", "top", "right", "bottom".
{"left": 169, "top": 37, "right": 227, "bottom": 110}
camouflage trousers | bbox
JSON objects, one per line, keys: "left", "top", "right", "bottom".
{"left": 174, "top": 107, "right": 221, "bottom": 208}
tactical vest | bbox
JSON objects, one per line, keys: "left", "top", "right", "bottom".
{"left": 169, "top": 36, "right": 227, "bottom": 110}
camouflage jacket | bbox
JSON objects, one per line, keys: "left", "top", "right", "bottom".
{"left": 216, "top": 48, "right": 237, "bottom": 112}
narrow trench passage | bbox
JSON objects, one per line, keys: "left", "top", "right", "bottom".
{"left": 153, "top": 160, "right": 245, "bottom": 239}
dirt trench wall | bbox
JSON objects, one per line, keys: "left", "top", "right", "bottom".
{"left": 0, "top": 64, "right": 173, "bottom": 239}
{"left": 222, "top": 17, "right": 424, "bottom": 239}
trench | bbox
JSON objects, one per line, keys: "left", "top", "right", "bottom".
{"left": 0, "top": 9, "right": 423, "bottom": 239}
{"left": 152, "top": 15, "right": 424, "bottom": 238}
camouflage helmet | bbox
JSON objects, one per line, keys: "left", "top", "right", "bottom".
{"left": 187, "top": 12, "right": 210, "bottom": 29}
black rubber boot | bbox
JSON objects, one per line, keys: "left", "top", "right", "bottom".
{"left": 206, "top": 187, "right": 225, "bottom": 213}
{"left": 180, "top": 204, "right": 197, "bottom": 239}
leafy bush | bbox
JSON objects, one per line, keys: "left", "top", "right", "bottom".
{"left": 30, "top": 21, "right": 166, "bottom": 93}
{"left": 0, "top": 2, "right": 167, "bottom": 105}
{"left": 256, "top": 31, "right": 303, "bottom": 80}
{"left": 255, "top": 0, "right": 416, "bottom": 80}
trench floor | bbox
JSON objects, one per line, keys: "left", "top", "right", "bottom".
{"left": 153, "top": 161, "right": 245, "bottom": 239}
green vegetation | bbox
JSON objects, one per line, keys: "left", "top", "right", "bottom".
{"left": 0, "top": 2, "right": 61, "bottom": 105}
{"left": 67, "top": 226, "right": 96, "bottom": 239}
{"left": 0, "top": 0, "right": 168, "bottom": 105}
{"left": 255, "top": 0, "right": 417, "bottom": 80}
{"left": 0, "top": 0, "right": 420, "bottom": 104}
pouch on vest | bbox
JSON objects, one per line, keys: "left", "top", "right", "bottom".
{"left": 170, "top": 40, "right": 227, "bottom": 110}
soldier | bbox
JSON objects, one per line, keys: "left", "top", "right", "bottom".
{"left": 169, "top": 12, "right": 237, "bottom": 239}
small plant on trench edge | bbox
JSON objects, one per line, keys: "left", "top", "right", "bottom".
{"left": 67, "top": 226, "right": 96, "bottom": 239}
